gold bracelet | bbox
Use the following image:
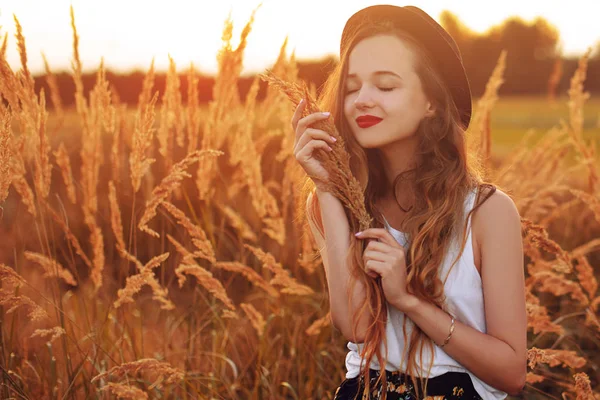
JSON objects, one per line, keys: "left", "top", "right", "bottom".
{"left": 439, "top": 316, "right": 456, "bottom": 348}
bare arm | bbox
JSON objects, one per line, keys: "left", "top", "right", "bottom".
{"left": 399, "top": 190, "right": 527, "bottom": 395}
{"left": 306, "top": 188, "right": 371, "bottom": 342}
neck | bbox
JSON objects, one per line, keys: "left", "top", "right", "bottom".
{"left": 377, "top": 134, "right": 419, "bottom": 192}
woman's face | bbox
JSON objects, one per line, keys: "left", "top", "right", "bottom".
{"left": 343, "top": 34, "right": 434, "bottom": 149}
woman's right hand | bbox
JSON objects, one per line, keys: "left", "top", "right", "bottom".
{"left": 291, "top": 99, "right": 337, "bottom": 190}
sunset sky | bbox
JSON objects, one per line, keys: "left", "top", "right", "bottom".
{"left": 0, "top": 0, "right": 598, "bottom": 76}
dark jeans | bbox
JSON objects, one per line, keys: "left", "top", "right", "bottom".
{"left": 333, "top": 368, "right": 484, "bottom": 400}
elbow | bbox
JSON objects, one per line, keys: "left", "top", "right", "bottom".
{"left": 505, "top": 378, "right": 526, "bottom": 397}
{"left": 331, "top": 313, "right": 367, "bottom": 343}
{"left": 342, "top": 329, "right": 366, "bottom": 344}
{"left": 503, "top": 362, "right": 527, "bottom": 396}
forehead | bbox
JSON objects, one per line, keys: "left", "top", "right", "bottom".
{"left": 346, "top": 34, "right": 416, "bottom": 77}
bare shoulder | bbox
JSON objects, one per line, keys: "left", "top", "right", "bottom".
{"left": 472, "top": 188, "right": 520, "bottom": 231}
{"left": 472, "top": 187, "right": 522, "bottom": 258}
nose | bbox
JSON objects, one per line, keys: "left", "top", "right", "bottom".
{"left": 353, "top": 87, "right": 375, "bottom": 110}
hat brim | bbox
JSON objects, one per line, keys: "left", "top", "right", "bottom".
{"left": 341, "top": 5, "right": 472, "bottom": 129}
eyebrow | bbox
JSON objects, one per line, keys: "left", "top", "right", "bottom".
{"left": 347, "top": 71, "right": 402, "bottom": 80}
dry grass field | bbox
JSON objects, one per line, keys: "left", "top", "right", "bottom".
{"left": 0, "top": 8, "right": 598, "bottom": 400}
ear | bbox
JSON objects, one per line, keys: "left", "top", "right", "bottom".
{"left": 424, "top": 101, "right": 436, "bottom": 117}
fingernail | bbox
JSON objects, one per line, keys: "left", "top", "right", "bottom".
{"left": 299, "top": 99, "right": 304, "bottom": 105}
{"left": 322, "top": 112, "right": 330, "bottom": 117}
{"left": 330, "top": 136, "right": 337, "bottom": 142}
{"left": 355, "top": 231, "right": 362, "bottom": 236}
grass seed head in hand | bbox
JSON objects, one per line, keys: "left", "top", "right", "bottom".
{"left": 260, "top": 70, "right": 373, "bottom": 231}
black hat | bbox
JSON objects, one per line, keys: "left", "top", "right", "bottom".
{"left": 341, "top": 5, "right": 472, "bottom": 129}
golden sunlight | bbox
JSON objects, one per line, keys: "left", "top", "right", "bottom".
{"left": 0, "top": 0, "right": 598, "bottom": 75}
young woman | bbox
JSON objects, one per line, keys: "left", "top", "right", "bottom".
{"left": 291, "top": 5, "right": 527, "bottom": 400}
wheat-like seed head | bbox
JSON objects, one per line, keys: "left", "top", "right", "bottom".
{"left": 305, "top": 311, "right": 331, "bottom": 336}
{"left": 108, "top": 180, "right": 127, "bottom": 254}
{"left": 467, "top": 50, "right": 507, "bottom": 177}
{"left": 526, "top": 301, "right": 564, "bottom": 335}
{"left": 186, "top": 62, "right": 201, "bottom": 154}
{"left": 24, "top": 251, "right": 77, "bottom": 286}
{"left": 33, "top": 89, "right": 51, "bottom": 200}
{"left": 0, "top": 108, "right": 12, "bottom": 202}
{"left": 574, "top": 256, "right": 598, "bottom": 299}
{"left": 13, "top": 15, "right": 34, "bottom": 98}
{"left": 244, "top": 244, "right": 314, "bottom": 296}
{"left": 99, "top": 383, "right": 149, "bottom": 400}
{"left": 91, "top": 358, "right": 184, "bottom": 387}
{"left": 45, "top": 205, "right": 93, "bottom": 269}
{"left": 11, "top": 175, "right": 37, "bottom": 217}
{"left": 240, "top": 303, "right": 266, "bottom": 336}
{"left": 161, "top": 201, "right": 216, "bottom": 264}
{"left": 0, "top": 33, "right": 7, "bottom": 60}
{"left": 113, "top": 253, "right": 173, "bottom": 310}
{"left": 0, "top": 263, "right": 26, "bottom": 287}
{"left": 41, "top": 52, "right": 64, "bottom": 118}
{"left": 527, "top": 347, "right": 586, "bottom": 370}
{"left": 156, "top": 56, "right": 182, "bottom": 170}
{"left": 221, "top": 309, "right": 239, "bottom": 319}
{"left": 54, "top": 142, "right": 77, "bottom": 204}
{"left": 31, "top": 326, "right": 67, "bottom": 344}
{"left": 130, "top": 92, "right": 158, "bottom": 193}
{"left": 0, "top": 289, "right": 48, "bottom": 322}
{"left": 527, "top": 270, "right": 588, "bottom": 306}
{"left": 573, "top": 372, "right": 594, "bottom": 400}
{"left": 214, "top": 261, "right": 279, "bottom": 298}
{"left": 168, "top": 234, "right": 235, "bottom": 310}
{"left": 259, "top": 70, "right": 373, "bottom": 231}
{"left": 70, "top": 5, "right": 85, "bottom": 118}
{"left": 216, "top": 204, "right": 258, "bottom": 242}
{"left": 176, "top": 263, "right": 235, "bottom": 310}
{"left": 525, "top": 373, "right": 545, "bottom": 384}
{"left": 138, "top": 58, "right": 156, "bottom": 112}
{"left": 89, "top": 223, "right": 105, "bottom": 290}
{"left": 138, "top": 149, "right": 223, "bottom": 237}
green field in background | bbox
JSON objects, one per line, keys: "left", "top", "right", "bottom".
{"left": 485, "top": 96, "right": 600, "bottom": 155}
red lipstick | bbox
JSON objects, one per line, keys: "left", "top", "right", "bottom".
{"left": 355, "top": 115, "right": 383, "bottom": 128}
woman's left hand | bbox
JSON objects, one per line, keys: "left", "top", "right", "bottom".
{"left": 355, "top": 228, "right": 419, "bottom": 313}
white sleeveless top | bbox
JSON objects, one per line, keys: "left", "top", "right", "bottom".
{"left": 344, "top": 188, "right": 507, "bottom": 400}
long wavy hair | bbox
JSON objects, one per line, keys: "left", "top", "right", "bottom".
{"left": 305, "top": 20, "right": 498, "bottom": 400}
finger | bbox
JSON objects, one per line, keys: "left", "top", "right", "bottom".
{"left": 366, "top": 270, "right": 379, "bottom": 279}
{"left": 356, "top": 228, "right": 400, "bottom": 248}
{"left": 364, "top": 260, "right": 380, "bottom": 279}
{"left": 364, "top": 251, "right": 396, "bottom": 271}
{"left": 365, "top": 240, "right": 393, "bottom": 254}
{"left": 295, "top": 139, "right": 332, "bottom": 161}
{"left": 363, "top": 250, "right": 386, "bottom": 264}
{"left": 291, "top": 98, "right": 306, "bottom": 132}
{"left": 364, "top": 260, "right": 386, "bottom": 277}
{"left": 294, "top": 128, "right": 336, "bottom": 153}
{"left": 295, "top": 111, "right": 331, "bottom": 142}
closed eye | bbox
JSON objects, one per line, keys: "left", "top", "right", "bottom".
{"left": 345, "top": 87, "right": 394, "bottom": 94}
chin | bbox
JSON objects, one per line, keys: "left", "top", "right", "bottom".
{"left": 353, "top": 133, "right": 397, "bottom": 149}
{"left": 356, "top": 140, "right": 389, "bottom": 150}
{"left": 357, "top": 141, "right": 384, "bottom": 149}
{"left": 375, "top": 133, "right": 418, "bottom": 148}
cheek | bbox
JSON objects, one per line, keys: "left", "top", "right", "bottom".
{"left": 380, "top": 94, "right": 405, "bottom": 115}
{"left": 387, "top": 89, "right": 426, "bottom": 116}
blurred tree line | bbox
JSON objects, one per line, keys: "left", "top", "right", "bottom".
{"left": 31, "top": 12, "right": 600, "bottom": 107}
